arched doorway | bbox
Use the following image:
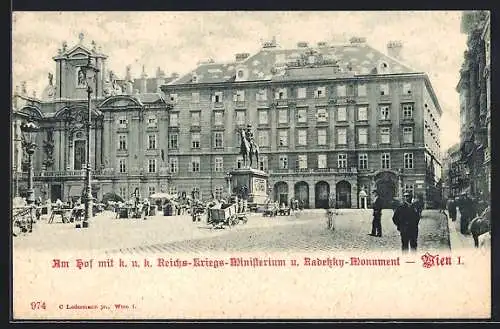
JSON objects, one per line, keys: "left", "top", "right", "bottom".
{"left": 336, "top": 181, "right": 351, "bottom": 208}
{"left": 374, "top": 171, "right": 398, "bottom": 208}
{"left": 274, "top": 182, "right": 288, "bottom": 206}
{"left": 315, "top": 181, "right": 330, "bottom": 209}
{"left": 294, "top": 181, "right": 309, "bottom": 208}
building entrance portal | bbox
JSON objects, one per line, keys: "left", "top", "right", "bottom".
{"left": 336, "top": 181, "right": 351, "bottom": 208}
{"left": 274, "top": 182, "right": 288, "bottom": 206}
{"left": 294, "top": 181, "right": 309, "bottom": 208}
{"left": 315, "top": 181, "right": 330, "bottom": 209}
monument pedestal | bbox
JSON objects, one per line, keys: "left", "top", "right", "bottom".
{"left": 230, "top": 168, "right": 269, "bottom": 210}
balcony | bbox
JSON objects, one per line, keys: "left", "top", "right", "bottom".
{"left": 268, "top": 167, "right": 358, "bottom": 175}
{"left": 274, "top": 99, "right": 290, "bottom": 107}
{"left": 211, "top": 102, "right": 225, "bottom": 109}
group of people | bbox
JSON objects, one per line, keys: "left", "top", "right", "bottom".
{"left": 445, "top": 192, "right": 485, "bottom": 235}
{"left": 368, "top": 189, "right": 425, "bottom": 253}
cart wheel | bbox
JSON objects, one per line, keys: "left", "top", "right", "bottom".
{"left": 241, "top": 215, "right": 248, "bottom": 224}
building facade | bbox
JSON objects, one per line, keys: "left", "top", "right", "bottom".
{"left": 12, "top": 35, "right": 177, "bottom": 202}
{"left": 161, "top": 37, "right": 443, "bottom": 208}
{"left": 456, "top": 10, "right": 490, "bottom": 200}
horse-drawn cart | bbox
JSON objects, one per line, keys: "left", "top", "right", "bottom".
{"left": 208, "top": 203, "right": 248, "bottom": 229}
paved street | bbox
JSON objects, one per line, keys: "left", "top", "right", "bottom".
{"left": 13, "top": 209, "right": 450, "bottom": 254}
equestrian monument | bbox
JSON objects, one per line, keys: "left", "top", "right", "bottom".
{"left": 230, "top": 124, "right": 269, "bottom": 210}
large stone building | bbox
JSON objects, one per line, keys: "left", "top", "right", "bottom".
{"left": 12, "top": 34, "right": 177, "bottom": 202}
{"left": 161, "top": 37, "right": 443, "bottom": 208}
{"left": 456, "top": 10, "right": 490, "bottom": 200}
{"left": 12, "top": 34, "right": 443, "bottom": 208}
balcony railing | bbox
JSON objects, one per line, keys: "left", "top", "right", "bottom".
{"left": 269, "top": 167, "right": 358, "bottom": 174}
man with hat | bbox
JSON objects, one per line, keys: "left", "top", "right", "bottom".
{"left": 368, "top": 189, "right": 383, "bottom": 237}
{"left": 392, "top": 191, "right": 421, "bottom": 252}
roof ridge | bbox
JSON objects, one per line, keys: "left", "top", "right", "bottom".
{"left": 364, "top": 44, "right": 421, "bottom": 73}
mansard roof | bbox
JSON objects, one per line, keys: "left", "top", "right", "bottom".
{"left": 170, "top": 42, "right": 417, "bottom": 85}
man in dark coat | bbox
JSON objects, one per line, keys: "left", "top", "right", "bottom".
{"left": 393, "top": 191, "right": 421, "bottom": 252}
{"left": 368, "top": 189, "right": 383, "bottom": 237}
{"left": 447, "top": 198, "right": 457, "bottom": 221}
{"left": 458, "top": 192, "right": 476, "bottom": 234}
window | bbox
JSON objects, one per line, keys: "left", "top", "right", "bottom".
{"left": 169, "top": 157, "right": 178, "bottom": 173}
{"left": 191, "top": 157, "right": 200, "bottom": 172}
{"left": 169, "top": 113, "right": 178, "bottom": 127}
{"left": 279, "top": 155, "right": 288, "bottom": 169}
{"left": 148, "top": 186, "right": 156, "bottom": 196}
{"left": 337, "top": 107, "right": 347, "bottom": 121}
{"left": 214, "top": 157, "right": 223, "bottom": 172}
{"left": 119, "top": 186, "right": 127, "bottom": 199}
{"left": 236, "top": 111, "right": 246, "bottom": 125}
{"left": 316, "top": 108, "right": 328, "bottom": 122}
{"left": 358, "top": 84, "right": 367, "bottom": 96}
{"left": 236, "top": 156, "right": 244, "bottom": 169}
{"left": 403, "top": 104, "right": 413, "bottom": 119}
{"left": 147, "top": 115, "right": 157, "bottom": 127}
{"left": 380, "top": 105, "right": 390, "bottom": 120}
{"left": 191, "top": 132, "right": 200, "bottom": 148}
{"left": 318, "top": 154, "right": 327, "bottom": 169}
{"left": 404, "top": 184, "right": 414, "bottom": 196}
{"left": 256, "top": 89, "right": 267, "bottom": 101}
{"left": 275, "top": 88, "right": 287, "bottom": 99}
{"left": 192, "top": 92, "right": 200, "bottom": 103}
{"left": 337, "top": 154, "right": 347, "bottom": 168}
{"left": 191, "top": 111, "right": 201, "bottom": 126}
{"left": 258, "top": 130, "right": 269, "bottom": 147}
{"left": 213, "top": 91, "right": 223, "bottom": 103}
{"left": 278, "top": 130, "right": 288, "bottom": 147}
{"left": 337, "top": 128, "right": 347, "bottom": 145}
{"left": 358, "top": 153, "right": 368, "bottom": 170}
{"left": 381, "top": 153, "right": 391, "bottom": 169}
{"left": 118, "top": 116, "right": 128, "bottom": 129}
{"left": 169, "top": 93, "right": 178, "bottom": 103}
{"left": 337, "top": 85, "right": 346, "bottom": 97}
{"left": 298, "top": 129, "right": 307, "bottom": 146}
{"left": 118, "top": 135, "right": 127, "bottom": 151}
{"left": 259, "top": 155, "right": 268, "bottom": 171}
{"left": 380, "top": 127, "right": 391, "bottom": 144}
{"left": 298, "top": 155, "right": 308, "bottom": 169}
{"left": 380, "top": 84, "right": 389, "bottom": 96}
{"left": 278, "top": 109, "right": 288, "bottom": 123}
{"left": 148, "top": 134, "right": 157, "bottom": 149}
{"left": 314, "top": 86, "right": 326, "bottom": 98}
{"left": 258, "top": 110, "right": 268, "bottom": 125}
{"left": 403, "top": 83, "right": 412, "bottom": 95}
{"left": 234, "top": 90, "right": 245, "bottom": 102}
{"left": 119, "top": 159, "right": 127, "bottom": 173}
{"left": 297, "top": 108, "right": 307, "bottom": 123}
{"left": 169, "top": 133, "right": 178, "bottom": 149}
{"left": 317, "top": 129, "right": 327, "bottom": 145}
{"left": 297, "top": 87, "right": 307, "bottom": 99}
{"left": 148, "top": 159, "right": 157, "bottom": 173}
{"left": 358, "top": 128, "right": 368, "bottom": 145}
{"left": 214, "top": 132, "right": 224, "bottom": 148}
{"left": 358, "top": 106, "right": 368, "bottom": 121}
{"left": 403, "top": 127, "right": 413, "bottom": 144}
{"left": 404, "top": 153, "right": 414, "bottom": 169}
{"left": 169, "top": 185, "right": 177, "bottom": 195}
{"left": 214, "top": 186, "right": 224, "bottom": 200}
{"left": 214, "top": 111, "right": 224, "bottom": 125}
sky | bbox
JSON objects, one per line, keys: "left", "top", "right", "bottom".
{"left": 12, "top": 11, "right": 468, "bottom": 151}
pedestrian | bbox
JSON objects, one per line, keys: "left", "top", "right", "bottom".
{"left": 412, "top": 193, "right": 424, "bottom": 221}
{"left": 368, "top": 189, "right": 383, "bottom": 237}
{"left": 392, "top": 191, "right": 421, "bottom": 252}
{"left": 447, "top": 198, "right": 457, "bottom": 221}
{"left": 458, "top": 192, "right": 474, "bottom": 234}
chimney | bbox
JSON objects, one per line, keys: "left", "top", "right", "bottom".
{"left": 126, "top": 81, "right": 133, "bottom": 95}
{"left": 235, "top": 53, "right": 250, "bottom": 62}
{"left": 21, "top": 81, "right": 27, "bottom": 95}
{"left": 297, "top": 41, "right": 309, "bottom": 48}
{"left": 125, "top": 65, "right": 132, "bottom": 82}
{"left": 317, "top": 41, "right": 328, "bottom": 48}
{"left": 156, "top": 67, "right": 165, "bottom": 92}
{"left": 171, "top": 72, "right": 179, "bottom": 79}
{"left": 15, "top": 85, "right": 19, "bottom": 96}
{"left": 140, "top": 65, "right": 147, "bottom": 93}
{"left": 387, "top": 40, "right": 403, "bottom": 60}
{"left": 263, "top": 36, "right": 278, "bottom": 48}
{"left": 156, "top": 66, "right": 165, "bottom": 78}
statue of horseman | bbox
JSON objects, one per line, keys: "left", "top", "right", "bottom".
{"left": 238, "top": 124, "right": 259, "bottom": 169}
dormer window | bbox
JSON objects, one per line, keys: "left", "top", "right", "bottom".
{"left": 308, "top": 55, "right": 316, "bottom": 64}
{"left": 169, "top": 94, "right": 178, "bottom": 103}
{"left": 378, "top": 62, "right": 390, "bottom": 74}
{"left": 192, "top": 74, "right": 198, "bottom": 83}
{"left": 237, "top": 70, "right": 244, "bottom": 79}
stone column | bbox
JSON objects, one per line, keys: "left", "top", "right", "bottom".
{"left": 308, "top": 181, "right": 314, "bottom": 209}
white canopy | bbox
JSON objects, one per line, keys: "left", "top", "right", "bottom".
{"left": 149, "top": 192, "right": 176, "bottom": 200}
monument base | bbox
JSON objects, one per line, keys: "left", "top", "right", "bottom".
{"left": 230, "top": 167, "right": 269, "bottom": 210}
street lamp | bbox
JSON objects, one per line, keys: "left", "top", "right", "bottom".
{"left": 20, "top": 119, "right": 40, "bottom": 233}
{"left": 225, "top": 172, "right": 232, "bottom": 196}
{"left": 81, "top": 56, "right": 99, "bottom": 228}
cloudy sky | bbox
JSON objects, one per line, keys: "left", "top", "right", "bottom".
{"left": 12, "top": 11, "right": 467, "bottom": 150}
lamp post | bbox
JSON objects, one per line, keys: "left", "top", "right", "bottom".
{"left": 225, "top": 172, "right": 232, "bottom": 196}
{"left": 20, "top": 120, "right": 40, "bottom": 233}
{"left": 81, "top": 55, "right": 99, "bottom": 228}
